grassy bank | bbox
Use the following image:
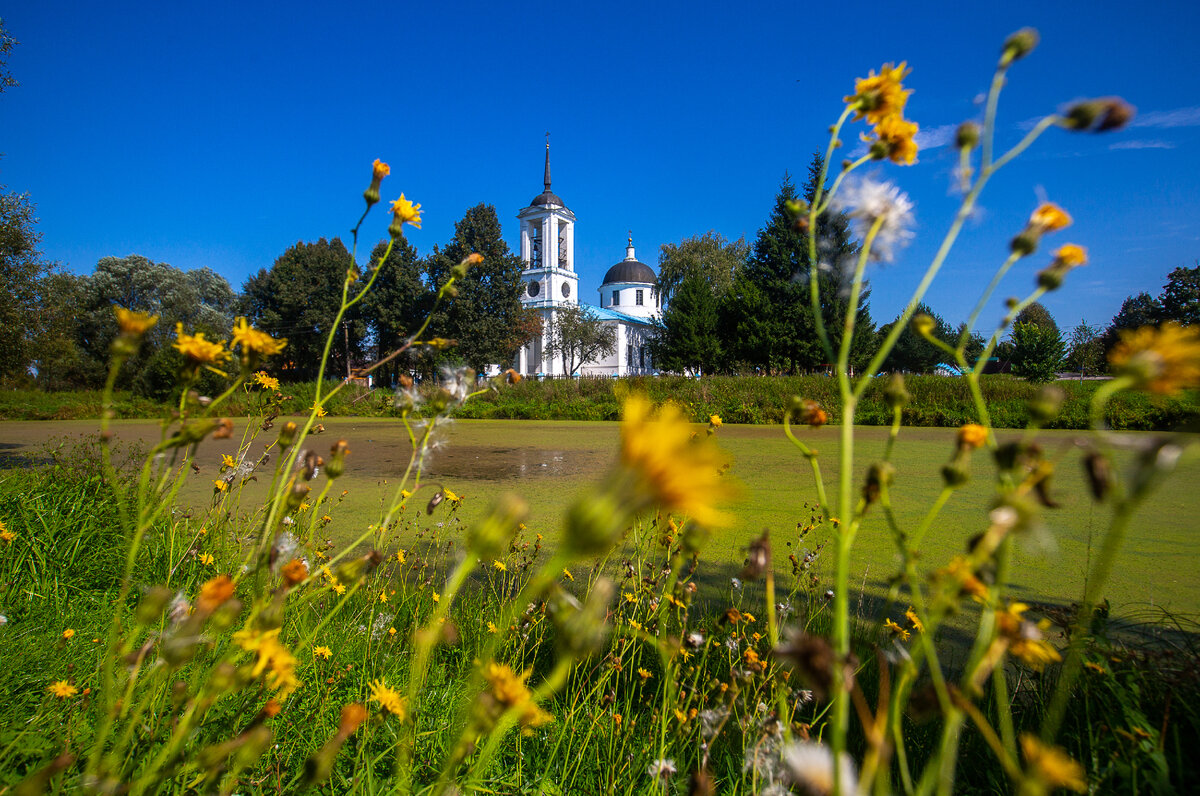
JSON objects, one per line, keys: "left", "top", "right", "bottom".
{"left": 4, "top": 375, "right": 1199, "bottom": 430}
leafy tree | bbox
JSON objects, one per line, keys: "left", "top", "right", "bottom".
{"left": 425, "top": 205, "right": 530, "bottom": 373}
{"left": 717, "top": 274, "right": 774, "bottom": 373}
{"left": 956, "top": 322, "right": 987, "bottom": 368}
{"left": 360, "top": 237, "right": 428, "bottom": 386}
{"left": 1101, "top": 291, "right": 1162, "bottom": 354}
{"left": 0, "top": 19, "right": 18, "bottom": 94}
{"left": 1014, "top": 302, "right": 1059, "bottom": 335}
{"left": 546, "top": 304, "right": 616, "bottom": 375}
{"left": 651, "top": 272, "right": 721, "bottom": 374}
{"left": 1066, "top": 320, "right": 1104, "bottom": 378}
{"left": 0, "top": 185, "right": 50, "bottom": 382}
{"left": 241, "top": 238, "right": 363, "bottom": 381}
{"left": 656, "top": 232, "right": 748, "bottom": 306}
{"left": 31, "top": 271, "right": 100, "bottom": 390}
{"left": 880, "top": 303, "right": 954, "bottom": 373}
{"left": 1009, "top": 321, "right": 1065, "bottom": 383}
{"left": 1158, "top": 262, "right": 1200, "bottom": 326}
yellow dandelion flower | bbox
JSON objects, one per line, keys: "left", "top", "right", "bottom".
{"left": 315, "top": 405, "right": 328, "bottom": 418}
{"left": 623, "top": 592, "right": 637, "bottom": 604}
{"left": 619, "top": 395, "right": 735, "bottom": 528}
{"left": 298, "top": 502, "right": 310, "bottom": 512}
{"left": 331, "top": 581, "right": 346, "bottom": 596}
{"left": 48, "top": 680, "right": 78, "bottom": 698}
{"left": 905, "top": 606, "right": 924, "bottom": 633}
{"left": 1029, "top": 203, "right": 1073, "bottom": 232}
{"left": 0, "top": 527, "right": 14, "bottom": 544}
{"left": 1109, "top": 322, "right": 1200, "bottom": 396}
{"left": 637, "top": 667, "right": 652, "bottom": 680}
{"left": 443, "top": 489, "right": 461, "bottom": 504}
{"left": 388, "top": 627, "right": 397, "bottom": 637}
{"left": 372, "top": 159, "right": 390, "bottom": 180}
{"left": 197, "top": 574, "right": 235, "bottom": 613}
{"left": 252, "top": 370, "right": 281, "bottom": 390}
{"left": 482, "top": 662, "right": 552, "bottom": 728}
{"left": 432, "top": 591, "right": 440, "bottom": 604}
{"left": 213, "top": 479, "right": 228, "bottom": 493}
{"left": 1020, "top": 734, "right": 1087, "bottom": 793}
{"left": 998, "top": 602, "right": 1061, "bottom": 671}
{"left": 233, "top": 627, "right": 300, "bottom": 699}
{"left": 709, "top": 414, "right": 722, "bottom": 428}
{"left": 231, "top": 317, "right": 287, "bottom": 357}
{"left": 845, "top": 61, "right": 912, "bottom": 125}
{"left": 487, "top": 622, "right": 498, "bottom": 634}
{"left": 957, "top": 423, "right": 989, "bottom": 450}
{"left": 865, "top": 113, "right": 920, "bottom": 165}
{"left": 221, "top": 453, "right": 236, "bottom": 469}
{"left": 62, "top": 628, "right": 75, "bottom": 640}
{"left": 562, "top": 568, "right": 574, "bottom": 581}
{"left": 493, "top": 559, "right": 507, "bottom": 572}
{"left": 390, "top": 194, "right": 423, "bottom": 230}
{"left": 395, "top": 549, "right": 406, "bottom": 564}
{"left": 368, "top": 678, "right": 408, "bottom": 718}
{"left": 173, "top": 323, "right": 229, "bottom": 364}
{"left": 314, "top": 645, "right": 332, "bottom": 660}
{"left": 1052, "top": 244, "right": 1088, "bottom": 267}
{"left": 613, "top": 713, "right": 623, "bottom": 726}
{"left": 114, "top": 306, "right": 159, "bottom": 336}
{"left": 379, "top": 591, "right": 389, "bottom": 603}
{"left": 884, "top": 618, "right": 911, "bottom": 642}
{"left": 198, "top": 553, "right": 215, "bottom": 566}
{"left": 629, "top": 619, "right": 643, "bottom": 631}
{"left": 742, "top": 612, "right": 756, "bottom": 623}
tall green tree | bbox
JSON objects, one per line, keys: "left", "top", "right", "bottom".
{"left": 1014, "top": 302, "right": 1059, "bottom": 335}
{"left": 880, "top": 303, "right": 954, "bottom": 373}
{"left": 0, "top": 185, "right": 50, "bottom": 382}
{"left": 717, "top": 274, "right": 774, "bottom": 373}
{"left": 241, "top": 238, "right": 363, "bottom": 381}
{"left": 546, "top": 304, "right": 616, "bottom": 375}
{"left": 425, "top": 204, "right": 530, "bottom": 373}
{"left": 1101, "top": 291, "right": 1162, "bottom": 354}
{"left": 656, "top": 232, "right": 748, "bottom": 306}
{"left": 651, "top": 272, "right": 722, "bottom": 374}
{"left": 1009, "top": 321, "right": 1066, "bottom": 383}
{"left": 1066, "top": 320, "right": 1103, "bottom": 379}
{"left": 360, "top": 236, "right": 428, "bottom": 386}
{"left": 1158, "top": 262, "right": 1200, "bottom": 326}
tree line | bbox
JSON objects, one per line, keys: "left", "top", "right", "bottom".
{"left": 1, "top": 202, "right": 534, "bottom": 396}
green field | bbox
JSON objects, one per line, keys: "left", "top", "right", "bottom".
{"left": 5, "top": 417, "right": 1198, "bottom": 618}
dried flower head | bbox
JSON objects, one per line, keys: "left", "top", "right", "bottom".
{"left": 781, "top": 741, "right": 859, "bottom": 796}
{"left": 831, "top": 178, "right": 915, "bottom": 261}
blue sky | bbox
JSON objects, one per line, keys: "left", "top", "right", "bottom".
{"left": 3, "top": 1, "right": 1198, "bottom": 335}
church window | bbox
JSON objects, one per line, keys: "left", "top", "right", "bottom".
{"left": 636, "top": 289, "right": 644, "bottom": 306}
{"left": 527, "top": 281, "right": 540, "bottom": 297}
{"left": 612, "top": 290, "right": 619, "bottom": 306}
{"left": 639, "top": 347, "right": 645, "bottom": 368}
{"left": 558, "top": 224, "right": 569, "bottom": 268}
{"left": 530, "top": 229, "right": 542, "bottom": 269}
{"left": 627, "top": 344, "right": 633, "bottom": 365}
{"left": 561, "top": 282, "right": 571, "bottom": 298}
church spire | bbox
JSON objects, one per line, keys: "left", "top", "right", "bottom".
{"left": 543, "top": 134, "right": 552, "bottom": 192}
{"left": 625, "top": 230, "right": 636, "bottom": 261}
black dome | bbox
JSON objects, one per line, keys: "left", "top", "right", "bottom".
{"left": 602, "top": 259, "right": 656, "bottom": 286}
{"left": 529, "top": 190, "right": 566, "bottom": 207}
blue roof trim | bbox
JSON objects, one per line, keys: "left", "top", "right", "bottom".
{"left": 588, "top": 304, "right": 654, "bottom": 326}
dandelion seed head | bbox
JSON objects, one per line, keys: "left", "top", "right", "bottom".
{"left": 832, "top": 177, "right": 915, "bottom": 262}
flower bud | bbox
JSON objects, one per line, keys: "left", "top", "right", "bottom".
{"left": 863, "top": 462, "right": 895, "bottom": 505}
{"left": 565, "top": 489, "right": 627, "bottom": 556}
{"left": 1029, "top": 385, "right": 1064, "bottom": 425}
{"left": 549, "top": 578, "right": 613, "bottom": 659}
{"left": 941, "top": 459, "right": 971, "bottom": 488}
{"left": 955, "top": 122, "right": 981, "bottom": 150}
{"left": 326, "top": 440, "right": 350, "bottom": 479}
{"left": 1010, "top": 229, "right": 1040, "bottom": 256}
{"left": 287, "top": 483, "right": 310, "bottom": 510}
{"left": 363, "top": 159, "right": 389, "bottom": 207}
{"left": 912, "top": 314, "right": 936, "bottom": 338}
{"left": 1000, "top": 28, "right": 1039, "bottom": 66}
{"left": 884, "top": 374, "right": 911, "bottom": 409}
{"left": 279, "top": 421, "right": 298, "bottom": 448}
{"left": 466, "top": 493, "right": 528, "bottom": 560}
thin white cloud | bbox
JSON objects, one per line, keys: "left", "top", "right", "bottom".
{"left": 913, "top": 123, "right": 958, "bottom": 151}
{"left": 1109, "top": 139, "right": 1176, "bottom": 150}
{"left": 1131, "top": 106, "right": 1200, "bottom": 129}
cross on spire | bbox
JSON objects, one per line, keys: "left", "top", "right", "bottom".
{"left": 543, "top": 133, "right": 552, "bottom": 192}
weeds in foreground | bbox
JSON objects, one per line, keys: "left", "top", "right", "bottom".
{"left": 3, "top": 29, "right": 1200, "bottom": 796}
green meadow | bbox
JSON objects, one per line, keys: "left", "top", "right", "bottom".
{"left": 7, "top": 417, "right": 1198, "bottom": 617}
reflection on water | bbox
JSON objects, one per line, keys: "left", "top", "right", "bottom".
{"left": 423, "top": 446, "right": 605, "bottom": 481}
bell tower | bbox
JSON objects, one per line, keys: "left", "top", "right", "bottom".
{"left": 516, "top": 138, "right": 579, "bottom": 376}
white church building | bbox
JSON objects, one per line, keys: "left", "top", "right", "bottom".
{"left": 513, "top": 144, "right": 659, "bottom": 378}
